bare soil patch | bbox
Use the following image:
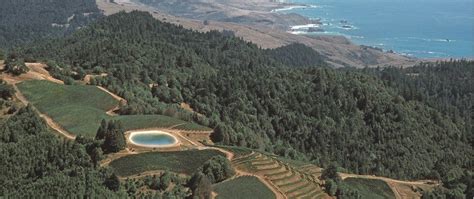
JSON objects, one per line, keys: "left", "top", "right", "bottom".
{"left": 180, "top": 102, "right": 204, "bottom": 116}
{"left": 0, "top": 63, "right": 63, "bottom": 85}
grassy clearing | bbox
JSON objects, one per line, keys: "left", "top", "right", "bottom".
{"left": 109, "top": 149, "right": 224, "bottom": 176}
{"left": 214, "top": 176, "right": 276, "bottom": 199}
{"left": 17, "top": 80, "right": 210, "bottom": 137}
{"left": 343, "top": 178, "right": 395, "bottom": 199}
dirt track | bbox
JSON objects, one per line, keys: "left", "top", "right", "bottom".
{"left": 0, "top": 63, "right": 124, "bottom": 140}
{"left": 340, "top": 173, "right": 438, "bottom": 199}
{"left": 97, "top": 86, "right": 127, "bottom": 116}
{"left": 11, "top": 83, "right": 76, "bottom": 140}
{"left": 2, "top": 63, "right": 77, "bottom": 140}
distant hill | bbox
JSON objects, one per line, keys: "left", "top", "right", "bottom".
{"left": 0, "top": 0, "right": 102, "bottom": 49}
{"left": 96, "top": 0, "right": 416, "bottom": 68}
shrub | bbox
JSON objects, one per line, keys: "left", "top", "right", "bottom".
{"left": 199, "top": 155, "right": 234, "bottom": 183}
{"left": 0, "top": 80, "right": 14, "bottom": 99}
{"left": 5, "top": 58, "right": 28, "bottom": 76}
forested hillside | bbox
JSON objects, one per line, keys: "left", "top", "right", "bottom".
{"left": 360, "top": 61, "right": 474, "bottom": 198}
{"left": 362, "top": 61, "right": 473, "bottom": 142}
{"left": 15, "top": 11, "right": 473, "bottom": 188}
{"left": 0, "top": 0, "right": 101, "bottom": 49}
{"left": 265, "top": 43, "right": 326, "bottom": 68}
{"left": 0, "top": 106, "right": 122, "bottom": 197}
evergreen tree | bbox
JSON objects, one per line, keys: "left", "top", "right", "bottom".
{"left": 322, "top": 164, "right": 340, "bottom": 181}
{"left": 104, "top": 174, "right": 121, "bottom": 192}
{"left": 102, "top": 120, "right": 126, "bottom": 153}
{"left": 0, "top": 79, "right": 15, "bottom": 99}
{"left": 188, "top": 172, "right": 212, "bottom": 199}
{"left": 199, "top": 155, "right": 235, "bottom": 183}
{"left": 95, "top": 119, "right": 107, "bottom": 140}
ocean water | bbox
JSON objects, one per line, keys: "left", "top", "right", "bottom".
{"left": 278, "top": 0, "right": 474, "bottom": 58}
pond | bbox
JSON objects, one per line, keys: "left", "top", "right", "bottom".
{"left": 128, "top": 130, "right": 178, "bottom": 147}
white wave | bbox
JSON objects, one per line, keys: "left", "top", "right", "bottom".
{"left": 407, "top": 37, "right": 455, "bottom": 42}
{"left": 309, "top": 5, "right": 322, "bottom": 8}
{"left": 290, "top": 24, "right": 321, "bottom": 30}
{"left": 271, "top": 4, "right": 320, "bottom": 12}
{"left": 401, "top": 49, "right": 448, "bottom": 56}
{"left": 337, "top": 25, "right": 358, "bottom": 30}
{"left": 113, "top": 0, "right": 132, "bottom": 4}
{"left": 271, "top": 6, "right": 307, "bottom": 12}
{"left": 287, "top": 30, "right": 312, "bottom": 35}
{"left": 433, "top": 39, "right": 456, "bottom": 42}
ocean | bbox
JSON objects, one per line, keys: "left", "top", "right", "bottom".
{"left": 277, "top": 0, "right": 474, "bottom": 58}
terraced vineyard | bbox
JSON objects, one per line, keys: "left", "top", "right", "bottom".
{"left": 295, "top": 165, "right": 323, "bottom": 179}
{"left": 232, "top": 152, "right": 329, "bottom": 199}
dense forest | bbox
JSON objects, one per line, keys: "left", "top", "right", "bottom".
{"left": 14, "top": 11, "right": 473, "bottom": 196}
{"left": 0, "top": 0, "right": 101, "bottom": 49}
{"left": 361, "top": 61, "right": 473, "bottom": 144}
{"left": 0, "top": 105, "right": 123, "bottom": 197}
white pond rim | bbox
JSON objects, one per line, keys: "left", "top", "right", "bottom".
{"left": 128, "top": 130, "right": 180, "bottom": 148}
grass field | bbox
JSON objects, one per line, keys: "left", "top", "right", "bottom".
{"left": 214, "top": 176, "right": 276, "bottom": 199}
{"left": 109, "top": 149, "right": 224, "bottom": 176}
{"left": 343, "top": 178, "right": 395, "bottom": 199}
{"left": 17, "top": 80, "right": 210, "bottom": 137}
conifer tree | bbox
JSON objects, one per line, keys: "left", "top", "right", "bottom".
{"left": 95, "top": 119, "right": 107, "bottom": 140}
{"left": 102, "top": 120, "right": 126, "bottom": 153}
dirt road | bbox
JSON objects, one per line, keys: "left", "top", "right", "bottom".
{"left": 11, "top": 84, "right": 76, "bottom": 140}
{"left": 340, "top": 173, "right": 438, "bottom": 199}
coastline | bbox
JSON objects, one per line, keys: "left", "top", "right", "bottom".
{"left": 271, "top": 1, "right": 473, "bottom": 60}
{"left": 96, "top": 0, "right": 417, "bottom": 68}
{"left": 271, "top": 3, "right": 417, "bottom": 60}
{"left": 271, "top": 3, "right": 413, "bottom": 59}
